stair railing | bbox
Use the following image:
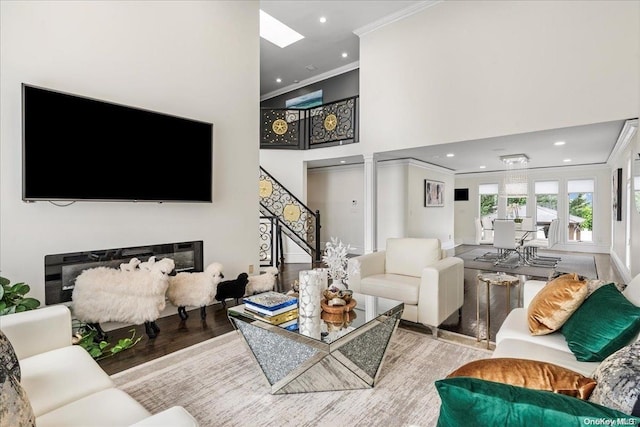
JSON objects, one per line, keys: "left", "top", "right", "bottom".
{"left": 259, "top": 167, "right": 321, "bottom": 261}
{"left": 260, "top": 96, "right": 359, "bottom": 150}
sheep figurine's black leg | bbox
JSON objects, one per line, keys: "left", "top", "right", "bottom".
{"left": 200, "top": 306, "right": 207, "bottom": 320}
{"left": 89, "top": 322, "right": 108, "bottom": 342}
{"left": 178, "top": 306, "right": 189, "bottom": 320}
{"left": 151, "top": 321, "right": 160, "bottom": 334}
{"left": 144, "top": 321, "right": 158, "bottom": 339}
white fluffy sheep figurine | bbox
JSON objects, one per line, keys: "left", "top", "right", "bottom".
{"left": 139, "top": 256, "right": 156, "bottom": 271}
{"left": 119, "top": 257, "right": 140, "bottom": 271}
{"left": 244, "top": 266, "right": 279, "bottom": 296}
{"left": 72, "top": 257, "right": 175, "bottom": 340}
{"left": 166, "top": 262, "right": 224, "bottom": 321}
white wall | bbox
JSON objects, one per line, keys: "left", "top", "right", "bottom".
{"left": 454, "top": 165, "right": 613, "bottom": 253}
{"left": 307, "top": 165, "right": 365, "bottom": 254}
{"left": 305, "top": 159, "right": 455, "bottom": 253}
{"left": 377, "top": 161, "right": 407, "bottom": 249}
{"left": 360, "top": 0, "right": 639, "bottom": 152}
{"left": 0, "top": 1, "right": 260, "bottom": 303}
{"left": 406, "top": 161, "right": 455, "bottom": 248}
{"left": 609, "top": 128, "right": 640, "bottom": 281}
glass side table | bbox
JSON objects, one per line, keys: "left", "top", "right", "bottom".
{"left": 476, "top": 272, "right": 520, "bottom": 349}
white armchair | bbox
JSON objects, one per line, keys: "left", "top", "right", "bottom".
{"left": 347, "top": 238, "right": 464, "bottom": 337}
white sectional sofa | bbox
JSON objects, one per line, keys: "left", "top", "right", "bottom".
{"left": 492, "top": 273, "right": 640, "bottom": 376}
{"left": 0, "top": 305, "right": 198, "bottom": 427}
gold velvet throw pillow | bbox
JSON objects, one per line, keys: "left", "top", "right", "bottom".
{"left": 446, "top": 358, "right": 597, "bottom": 400}
{"left": 528, "top": 273, "right": 588, "bottom": 335}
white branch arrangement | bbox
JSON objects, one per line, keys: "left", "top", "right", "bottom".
{"left": 322, "top": 237, "right": 355, "bottom": 284}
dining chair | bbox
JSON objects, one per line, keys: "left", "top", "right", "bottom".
{"left": 524, "top": 219, "right": 562, "bottom": 265}
{"left": 493, "top": 220, "right": 521, "bottom": 266}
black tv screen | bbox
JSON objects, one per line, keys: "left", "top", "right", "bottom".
{"left": 22, "top": 84, "right": 213, "bottom": 202}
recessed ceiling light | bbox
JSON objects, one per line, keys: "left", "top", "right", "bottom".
{"left": 319, "top": 16, "right": 327, "bottom": 23}
{"left": 554, "top": 141, "right": 566, "bottom": 146}
{"left": 563, "top": 158, "right": 572, "bottom": 162}
{"left": 260, "top": 10, "right": 304, "bottom": 48}
{"left": 276, "top": 78, "right": 282, "bottom": 83}
{"left": 479, "top": 165, "right": 486, "bottom": 169}
{"left": 446, "top": 153, "right": 455, "bottom": 157}
{"left": 340, "top": 160, "right": 346, "bottom": 164}
{"left": 341, "top": 52, "right": 348, "bottom": 58}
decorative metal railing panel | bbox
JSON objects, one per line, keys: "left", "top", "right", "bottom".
{"left": 259, "top": 216, "right": 279, "bottom": 267}
{"left": 261, "top": 109, "right": 304, "bottom": 148}
{"left": 259, "top": 167, "right": 320, "bottom": 260}
{"left": 309, "top": 97, "right": 356, "bottom": 146}
{"left": 260, "top": 96, "right": 358, "bottom": 150}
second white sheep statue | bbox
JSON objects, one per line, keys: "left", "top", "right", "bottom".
{"left": 244, "top": 266, "right": 279, "bottom": 296}
{"left": 72, "top": 257, "right": 175, "bottom": 339}
{"left": 166, "top": 262, "right": 224, "bottom": 321}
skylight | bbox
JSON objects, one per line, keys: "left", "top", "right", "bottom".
{"left": 260, "top": 10, "right": 304, "bottom": 48}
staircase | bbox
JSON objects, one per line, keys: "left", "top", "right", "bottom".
{"left": 259, "top": 167, "right": 321, "bottom": 267}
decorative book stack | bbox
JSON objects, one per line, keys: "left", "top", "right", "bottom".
{"left": 243, "top": 291, "right": 299, "bottom": 330}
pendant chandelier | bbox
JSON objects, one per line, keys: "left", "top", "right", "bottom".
{"left": 499, "top": 154, "right": 529, "bottom": 198}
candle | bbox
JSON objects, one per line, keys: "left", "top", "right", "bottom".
{"left": 298, "top": 270, "right": 321, "bottom": 318}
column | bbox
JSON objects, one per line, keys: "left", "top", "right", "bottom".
{"left": 363, "top": 154, "right": 377, "bottom": 253}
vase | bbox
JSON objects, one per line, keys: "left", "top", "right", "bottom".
{"left": 330, "top": 278, "right": 347, "bottom": 290}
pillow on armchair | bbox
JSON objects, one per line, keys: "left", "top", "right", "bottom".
{"left": 561, "top": 284, "right": 640, "bottom": 362}
{"left": 446, "top": 358, "right": 596, "bottom": 399}
{"left": 0, "top": 365, "right": 35, "bottom": 427}
{"left": 0, "top": 330, "right": 20, "bottom": 381}
{"left": 435, "top": 377, "right": 640, "bottom": 427}
{"left": 588, "top": 341, "right": 640, "bottom": 416}
{"left": 527, "top": 273, "right": 588, "bottom": 335}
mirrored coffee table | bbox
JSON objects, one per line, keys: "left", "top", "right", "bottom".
{"left": 228, "top": 293, "right": 404, "bottom": 394}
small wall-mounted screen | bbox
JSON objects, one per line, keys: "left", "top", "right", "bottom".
{"left": 454, "top": 188, "right": 469, "bottom": 201}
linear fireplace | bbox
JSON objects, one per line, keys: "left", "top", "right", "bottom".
{"left": 44, "top": 241, "right": 203, "bottom": 305}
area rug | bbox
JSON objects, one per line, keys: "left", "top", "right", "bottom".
{"left": 112, "top": 328, "right": 490, "bottom": 427}
{"left": 458, "top": 248, "right": 598, "bottom": 279}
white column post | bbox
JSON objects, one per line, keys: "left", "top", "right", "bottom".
{"left": 363, "top": 154, "right": 377, "bottom": 253}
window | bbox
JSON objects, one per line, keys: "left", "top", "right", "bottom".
{"left": 567, "top": 179, "right": 594, "bottom": 242}
{"left": 506, "top": 197, "right": 527, "bottom": 219}
{"left": 479, "top": 184, "right": 498, "bottom": 226}
{"left": 535, "top": 181, "right": 558, "bottom": 240}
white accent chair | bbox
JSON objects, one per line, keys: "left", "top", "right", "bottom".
{"left": 347, "top": 238, "right": 464, "bottom": 337}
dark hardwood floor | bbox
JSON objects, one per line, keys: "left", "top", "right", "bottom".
{"left": 98, "top": 245, "right": 623, "bottom": 375}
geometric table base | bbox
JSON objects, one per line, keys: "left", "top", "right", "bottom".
{"left": 230, "top": 307, "right": 402, "bottom": 394}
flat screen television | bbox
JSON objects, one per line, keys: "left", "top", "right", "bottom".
{"left": 22, "top": 84, "right": 213, "bottom": 202}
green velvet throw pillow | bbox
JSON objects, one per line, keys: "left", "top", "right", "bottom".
{"left": 561, "top": 284, "right": 640, "bottom": 362}
{"left": 435, "top": 377, "right": 640, "bottom": 427}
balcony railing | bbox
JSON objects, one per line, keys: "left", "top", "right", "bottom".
{"left": 260, "top": 96, "right": 359, "bottom": 150}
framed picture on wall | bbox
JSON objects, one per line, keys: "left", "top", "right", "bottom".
{"left": 613, "top": 168, "right": 622, "bottom": 221}
{"left": 424, "top": 179, "right": 445, "bottom": 207}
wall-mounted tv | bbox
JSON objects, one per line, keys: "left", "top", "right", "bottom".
{"left": 22, "top": 84, "right": 213, "bottom": 202}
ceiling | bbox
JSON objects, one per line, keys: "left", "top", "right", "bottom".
{"left": 259, "top": 2, "right": 628, "bottom": 173}
{"left": 260, "top": 1, "right": 425, "bottom": 97}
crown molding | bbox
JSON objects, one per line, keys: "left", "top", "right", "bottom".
{"left": 606, "top": 118, "right": 638, "bottom": 166}
{"left": 260, "top": 61, "right": 359, "bottom": 102}
{"left": 353, "top": 1, "right": 442, "bottom": 37}
{"left": 376, "top": 157, "right": 453, "bottom": 175}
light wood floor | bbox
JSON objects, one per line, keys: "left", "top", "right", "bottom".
{"left": 98, "top": 245, "right": 623, "bottom": 375}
